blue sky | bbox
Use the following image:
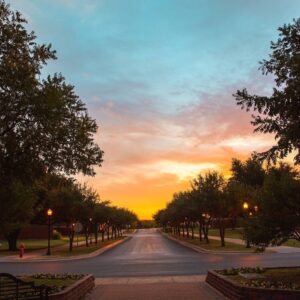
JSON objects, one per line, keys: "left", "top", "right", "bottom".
{"left": 8, "top": 0, "right": 300, "bottom": 218}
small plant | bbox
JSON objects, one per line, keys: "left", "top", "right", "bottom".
{"left": 52, "top": 230, "right": 62, "bottom": 240}
{"left": 240, "top": 279, "right": 300, "bottom": 290}
{"left": 18, "top": 274, "right": 86, "bottom": 294}
{"left": 217, "top": 267, "right": 265, "bottom": 276}
{"left": 30, "top": 273, "right": 84, "bottom": 280}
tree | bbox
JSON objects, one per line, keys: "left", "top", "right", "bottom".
{"left": 234, "top": 19, "right": 300, "bottom": 165}
{"left": 196, "top": 172, "right": 229, "bottom": 246}
{"left": 0, "top": 1, "right": 103, "bottom": 250}
{"left": 46, "top": 177, "right": 84, "bottom": 252}
{"left": 156, "top": 171, "right": 233, "bottom": 247}
{"left": 228, "top": 155, "right": 265, "bottom": 247}
{"left": 246, "top": 163, "right": 300, "bottom": 248}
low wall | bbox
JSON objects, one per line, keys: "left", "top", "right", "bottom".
{"left": 49, "top": 274, "right": 95, "bottom": 300}
{"left": 0, "top": 225, "right": 51, "bottom": 240}
{"left": 206, "top": 269, "right": 300, "bottom": 300}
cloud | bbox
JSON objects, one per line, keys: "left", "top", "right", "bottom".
{"left": 7, "top": 0, "right": 298, "bottom": 219}
{"left": 77, "top": 74, "right": 275, "bottom": 218}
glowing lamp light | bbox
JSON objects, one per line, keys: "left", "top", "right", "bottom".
{"left": 243, "top": 202, "right": 249, "bottom": 210}
{"left": 47, "top": 208, "right": 53, "bottom": 217}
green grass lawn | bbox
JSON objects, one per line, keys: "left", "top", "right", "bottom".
{"left": 0, "top": 233, "right": 126, "bottom": 256}
{"left": 0, "top": 239, "right": 68, "bottom": 256}
{"left": 190, "top": 227, "right": 300, "bottom": 248}
{"left": 283, "top": 239, "right": 300, "bottom": 248}
{"left": 208, "top": 228, "right": 244, "bottom": 239}
{"left": 51, "top": 236, "right": 125, "bottom": 256}
{"left": 170, "top": 234, "right": 253, "bottom": 252}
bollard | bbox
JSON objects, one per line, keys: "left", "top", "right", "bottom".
{"left": 19, "top": 243, "right": 25, "bottom": 258}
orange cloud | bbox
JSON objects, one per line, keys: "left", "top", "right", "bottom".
{"left": 78, "top": 84, "right": 275, "bottom": 219}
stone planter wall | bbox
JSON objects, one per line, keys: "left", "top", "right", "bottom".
{"left": 49, "top": 274, "right": 94, "bottom": 300}
{"left": 206, "top": 269, "right": 300, "bottom": 300}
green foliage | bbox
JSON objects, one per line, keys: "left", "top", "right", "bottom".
{"left": 155, "top": 155, "right": 300, "bottom": 249}
{"left": 246, "top": 163, "right": 300, "bottom": 246}
{"left": 0, "top": 1, "right": 103, "bottom": 248}
{"left": 52, "top": 230, "right": 62, "bottom": 240}
{"left": 218, "top": 267, "right": 265, "bottom": 276}
{"left": 0, "top": 179, "right": 36, "bottom": 235}
{"left": 234, "top": 19, "right": 300, "bottom": 165}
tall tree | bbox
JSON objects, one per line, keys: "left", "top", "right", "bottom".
{"left": 229, "top": 155, "right": 265, "bottom": 247}
{"left": 246, "top": 163, "right": 300, "bottom": 248}
{"left": 234, "top": 19, "right": 300, "bottom": 165}
{"left": 0, "top": 1, "right": 103, "bottom": 250}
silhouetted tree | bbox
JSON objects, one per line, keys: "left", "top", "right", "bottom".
{"left": 234, "top": 19, "right": 300, "bottom": 165}
{"left": 246, "top": 163, "right": 300, "bottom": 249}
{"left": 0, "top": 1, "right": 103, "bottom": 250}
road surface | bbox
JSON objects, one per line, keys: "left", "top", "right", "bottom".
{"left": 1, "top": 229, "right": 300, "bottom": 277}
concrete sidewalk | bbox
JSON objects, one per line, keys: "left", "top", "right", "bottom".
{"left": 85, "top": 276, "right": 226, "bottom": 300}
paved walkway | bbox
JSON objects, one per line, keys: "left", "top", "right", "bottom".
{"left": 207, "top": 235, "right": 300, "bottom": 253}
{"left": 85, "top": 276, "right": 226, "bottom": 300}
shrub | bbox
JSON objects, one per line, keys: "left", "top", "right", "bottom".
{"left": 52, "top": 230, "right": 62, "bottom": 240}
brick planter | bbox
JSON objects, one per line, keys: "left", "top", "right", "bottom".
{"left": 206, "top": 269, "right": 300, "bottom": 300}
{"left": 49, "top": 274, "right": 95, "bottom": 300}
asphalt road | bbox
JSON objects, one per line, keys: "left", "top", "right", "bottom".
{"left": 1, "top": 229, "right": 300, "bottom": 277}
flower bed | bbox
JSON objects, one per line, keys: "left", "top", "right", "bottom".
{"left": 19, "top": 273, "right": 94, "bottom": 300}
{"left": 206, "top": 267, "right": 300, "bottom": 300}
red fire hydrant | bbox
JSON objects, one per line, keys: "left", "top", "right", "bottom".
{"left": 19, "top": 243, "right": 25, "bottom": 258}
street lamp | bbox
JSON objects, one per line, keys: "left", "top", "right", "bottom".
{"left": 46, "top": 208, "right": 53, "bottom": 255}
{"left": 243, "top": 202, "right": 249, "bottom": 210}
{"left": 242, "top": 202, "right": 251, "bottom": 248}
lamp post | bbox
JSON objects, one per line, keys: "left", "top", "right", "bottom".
{"left": 46, "top": 208, "right": 53, "bottom": 255}
{"left": 89, "top": 217, "right": 93, "bottom": 245}
{"left": 242, "top": 202, "right": 251, "bottom": 248}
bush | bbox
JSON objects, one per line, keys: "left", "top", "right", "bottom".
{"left": 218, "top": 267, "right": 265, "bottom": 276}
{"left": 52, "top": 230, "right": 62, "bottom": 240}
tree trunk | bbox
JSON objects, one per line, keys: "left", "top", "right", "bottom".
{"left": 94, "top": 223, "right": 98, "bottom": 244}
{"left": 203, "top": 224, "right": 209, "bottom": 244}
{"left": 231, "top": 216, "right": 237, "bottom": 230}
{"left": 107, "top": 225, "right": 110, "bottom": 240}
{"left": 186, "top": 223, "right": 190, "bottom": 238}
{"left": 191, "top": 222, "right": 194, "bottom": 239}
{"left": 84, "top": 228, "right": 89, "bottom": 247}
{"left": 219, "top": 219, "right": 225, "bottom": 247}
{"left": 69, "top": 230, "right": 75, "bottom": 252}
{"left": 101, "top": 230, "right": 105, "bottom": 242}
{"left": 199, "top": 220, "right": 203, "bottom": 241}
{"left": 5, "top": 229, "right": 20, "bottom": 251}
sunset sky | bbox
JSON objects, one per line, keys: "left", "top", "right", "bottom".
{"left": 9, "top": 0, "right": 300, "bottom": 219}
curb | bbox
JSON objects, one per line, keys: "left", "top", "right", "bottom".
{"left": 159, "top": 231, "right": 254, "bottom": 255}
{"left": 49, "top": 274, "right": 95, "bottom": 300}
{"left": 0, "top": 234, "right": 134, "bottom": 263}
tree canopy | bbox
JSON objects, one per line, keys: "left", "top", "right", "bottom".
{"left": 234, "top": 19, "right": 300, "bottom": 165}
{"left": 0, "top": 1, "right": 104, "bottom": 249}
